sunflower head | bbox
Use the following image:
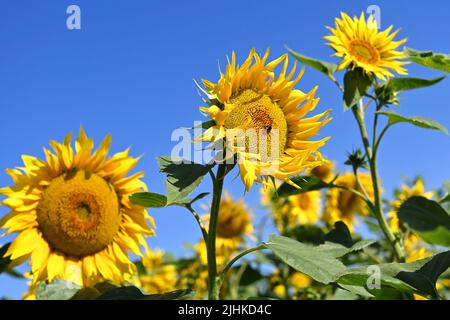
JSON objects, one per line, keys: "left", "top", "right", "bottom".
{"left": 195, "top": 193, "right": 253, "bottom": 268}
{"left": 0, "top": 128, "right": 155, "bottom": 287}
{"left": 406, "top": 246, "right": 431, "bottom": 263}
{"left": 388, "top": 179, "right": 433, "bottom": 233}
{"left": 262, "top": 185, "right": 321, "bottom": 233}
{"left": 196, "top": 49, "right": 331, "bottom": 190}
{"left": 325, "top": 12, "right": 408, "bottom": 80}
{"left": 135, "top": 249, "right": 179, "bottom": 294}
{"left": 323, "top": 172, "right": 374, "bottom": 230}
{"left": 387, "top": 179, "right": 433, "bottom": 261}
{"left": 179, "top": 263, "right": 208, "bottom": 300}
{"left": 216, "top": 192, "right": 253, "bottom": 240}
{"left": 271, "top": 270, "right": 311, "bottom": 298}
{"left": 309, "top": 161, "right": 335, "bottom": 182}
{"left": 289, "top": 272, "right": 312, "bottom": 289}
{"left": 194, "top": 239, "right": 236, "bottom": 271}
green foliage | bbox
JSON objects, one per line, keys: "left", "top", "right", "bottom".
{"left": 374, "top": 82, "right": 400, "bottom": 106}
{"left": 286, "top": 47, "right": 338, "bottom": 77}
{"left": 264, "top": 235, "right": 346, "bottom": 284}
{"left": 343, "top": 68, "right": 373, "bottom": 109}
{"left": 276, "top": 176, "right": 330, "bottom": 197}
{"left": 238, "top": 266, "right": 264, "bottom": 286}
{"left": 36, "top": 279, "right": 82, "bottom": 300}
{"left": 404, "top": 47, "right": 450, "bottom": 73}
{"left": 376, "top": 76, "right": 446, "bottom": 106}
{"left": 263, "top": 234, "right": 374, "bottom": 284}
{"left": 284, "top": 224, "right": 326, "bottom": 245}
{"left": 398, "top": 196, "right": 450, "bottom": 246}
{"left": 130, "top": 191, "right": 209, "bottom": 208}
{"left": 95, "top": 286, "right": 194, "bottom": 300}
{"left": 377, "top": 110, "right": 448, "bottom": 135}
{"left": 71, "top": 282, "right": 118, "bottom": 300}
{"left": 0, "top": 243, "right": 22, "bottom": 279}
{"left": 130, "top": 192, "right": 168, "bottom": 208}
{"left": 198, "top": 120, "right": 216, "bottom": 129}
{"left": 324, "top": 222, "right": 353, "bottom": 248}
{"left": 128, "top": 156, "right": 213, "bottom": 209}
{"left": 157, "top": 156, "right": 214, "bottom": 204}
{"left": 36, "top": 280, "right": 195, "bottom": 300}
{"left": 397, "top": 251, "right": 450, "bottom": 299}
{"left": 385, "top": 76, "right": 446, "bottom": 91}
{"left": 337, "top": 269, "right": 417, "bottom": 295}
{"left": 262, "top": 234, "right": 450, "bottom": 299}
{"left": 440, "top": 181, "right": 450, "bottom": 204}
{"left": 344, "top": 149, "right": 368, "bottom": 170}
{"left": 338, "top": 252, "right": 450, "bottom": 299}
{"left": 0, "top": 243, "right": 11, "bottom": 274}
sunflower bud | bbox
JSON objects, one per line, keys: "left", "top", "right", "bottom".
{"left": 374, "top": 83, "right": 400, "bottom": 106}
{"left": 344, "top": 149, "right": 368, "bottom": 170}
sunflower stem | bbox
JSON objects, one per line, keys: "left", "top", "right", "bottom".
{"left": 185, "top": 204, "right": 208, "bottom": 245}
{"left": 216, "top": 244, "right": 266, "bottom": 292}
{"left": 352, "top": 166, "right": 372, "bottom": 203}
{"left": 206, "top": 163, "right": 227, "bottom": 300}
{"left": 351, "top": 103, "right": 405, "bottom": 262}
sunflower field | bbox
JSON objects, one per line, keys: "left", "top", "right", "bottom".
{"left": 0, "top": 2, "right": 449, "bottom": 302}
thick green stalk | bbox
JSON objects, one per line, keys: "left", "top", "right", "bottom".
{"left": 351, "top": 105, "right": 405, "bottom": 262}
{"left": 206, "top": 163, "right": 227, "bottom": 300}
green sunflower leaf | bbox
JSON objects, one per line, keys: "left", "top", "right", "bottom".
{"left": 337, "top": 270, "right": 417, "bottom": 295}
{"left": 130, "top": 191, "right": 210, "bottom": 208}
{"left": 439, "top": 181, "right": 450, "bottom": 204}
{"left": 263, "top": 235, "right": 375, "bottom": 285}
{"left": 36, "top": 279, "right": 82, "bottom": 300}
{"left": 276, "top": 176, "right": 330, "bottom": 197}
{"left": 396, "top": 251, "right": 450, "bottom": 299}
{"left": 0, "top": 244, "right": 24, "bottom": 278}
{"left": 0, "top": 243, "right": 12, "bottom": 274}
{"left": 157, "top": 156, "right": 214, "bottom": 203}
{"left": 95, "top": 286, "right": 194, "bottom": 300}
{"left": 239, "top": 266, "right": 264, "bottom": 286}
{"left": 377, "top": 110, "right": 448, "bottom": 135}
{"left": 183, "top": 120, "right": 216, "bottom": 130}
{"left": 286, "top": 47, "right": 338, "bottom": 77}
{"left": 169, "top": 192, "right": 210, "bottom": 207}
{"left": 343, "top": 68, "right": 374, "bottom": 109}
{"left": 263, "top": 235, "right": 347, "bottom": 284}
{"left": 129, "top": 192, "right": 168, "bottom": 208}
{"left": 398, "top": 196, "right": 450, "bottom": 246}
{"left": 337, "top": 283, "right": 374, "bottom": 298}
{"left": 324, "top": 221, "right": 353, "bottom": 248}
{"left": 385, "top": 76, "right": 446, "bottom": 92}
{"left": 404, "top": 47, "right": 450, "bottom": 73}
{"left": 337, "top": 251, "right": 450, "bottom": 299}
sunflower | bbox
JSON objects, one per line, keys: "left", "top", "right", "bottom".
{"left": 323, "top": 172, "right": 374, "bottom": 230}
{"left": 388, "top": 179, "right": 433, "bottom": 234}
{"left": 196, "top": 49, "right": 331, "bottom": 190}
{"left": 134, "top": 249, "right": 179, "bottom": 294}
{"left": 261, "top": 186, "right": 321, "bottom": 232}
{"left": 271, "top": 270, "right": 312, "bottom": 298}
{"left": 309, "top": 161, "right": 335, "bottom": 182}
{"left": 178, "top": 260, "right": 217, "bottom": 300}
{"left": 0, "top": 128, "right": 155, "bottom": 287}
{"left": 196, "top": 192, "right": 254, "bottom": 267}
{"left": 388, "top": 179, "right": 433, "bottom": 260}
{"left": 325, "top": 12, "right": 408, "bottom": 80}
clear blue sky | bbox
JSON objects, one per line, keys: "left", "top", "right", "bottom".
{"left": 1, "top": 0, "right": 449, "bottom": 298}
